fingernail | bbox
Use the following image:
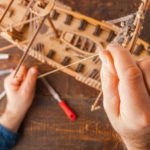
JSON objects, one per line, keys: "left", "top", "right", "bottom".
{"left": 30, "top": 67, "right": 38, "bottom": 75}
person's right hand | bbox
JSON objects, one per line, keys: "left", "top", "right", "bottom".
{"left": 99, "top": 44, "right": 150, "bottom": 150}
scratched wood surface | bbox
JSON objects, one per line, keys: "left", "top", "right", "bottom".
{"left": 0, "top": 0, "right": 149, "bottom": 150}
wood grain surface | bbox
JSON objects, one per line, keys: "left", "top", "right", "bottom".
{"left": 0, "top": 0, "right": 149, "bottom": 150}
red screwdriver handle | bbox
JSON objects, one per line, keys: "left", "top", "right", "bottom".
{"left": 59, "top": 101, "right": 76, "bottom": 121}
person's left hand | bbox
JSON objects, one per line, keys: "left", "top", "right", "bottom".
{"left": 0, "top": 66, "right": 38, "bottom": 132}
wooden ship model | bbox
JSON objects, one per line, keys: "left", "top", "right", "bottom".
{"left": 0, "top": 0, "right": 149, "bottom": 111}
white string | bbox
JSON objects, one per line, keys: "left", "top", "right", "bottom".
{"left": 38, "top": 53, "right": 99, "bottom": 78}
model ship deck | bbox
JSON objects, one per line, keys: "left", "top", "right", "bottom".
{"left": 0, "top": 0, "right": 149, "bottom": 91}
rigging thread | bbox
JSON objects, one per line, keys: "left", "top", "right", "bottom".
{"left": 38, "top": 53, "right": 100, "bottom": 78}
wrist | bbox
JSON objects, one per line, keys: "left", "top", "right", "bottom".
{"left": 121, "top": 128, "right": 150, "bottom": 150}
{"left": 0, "top": 110, "right": 26, "bottom": 132}
{"left": 122, "top": 138, "right": 141, "bottom": 150}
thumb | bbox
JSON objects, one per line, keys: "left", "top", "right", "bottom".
{"left": 21, "top": 67, "right": 38, "bottom": 93}
{"left": 100, "top": 50, "right": 120, "bottom": 119}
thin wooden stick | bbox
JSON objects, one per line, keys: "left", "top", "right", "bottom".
{"left": 0, "top": 40, "right": 28, "bottom": 52}
{"left": 14, "top": 15, "right": 48, "bottom": 77}
{"left": 0, "top": 43, "right": 17, "bottom": 52}
{"left": 128, "top": 19, "right": 142, "bottom": 52}
{"left": 47, "top": 17, "right": 59, "bottom": 38}
{"left": 91, "top": 91, "right": 102, "bottom": 111}
{"left": 128, "top": 0, "right": 149, "bottom": 52}
{"left": 0, "top": 0, "right": 15, "bottom": 24}
{"left": 0, "top": 91, "right": 6, "bottom": 101}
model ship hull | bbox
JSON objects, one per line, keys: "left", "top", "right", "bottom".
{"left": 0, "top": 0, "right": 149, "bottom": 91}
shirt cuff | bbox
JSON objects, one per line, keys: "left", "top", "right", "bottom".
{"left": 0, "top": 124, "right": 19, "bottom": 146}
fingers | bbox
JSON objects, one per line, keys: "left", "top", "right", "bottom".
{"left": 107, "top": 44, "right": 140, "bottom": 81}
{"left": 107, "top": 44, "right": 149, "bottom": 107}
{"left": 21, "top": 67, "right": 38, "bottom": 93}
{"left": 99, "top": 50, "right": 120, "bottom": 118}
{"left": 5, "top": 66, "right": 27, "bottom": 91}
{"left": 15, "top": 66, "right": 27, "bottom": 81}
{"left": 12, "top": 66, "right": 27, "bottom": 86}
{"left": 137, "top": 58, "right": 150, "bottom": 93}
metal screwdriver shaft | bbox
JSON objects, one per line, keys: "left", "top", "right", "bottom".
{"left": 41, "top": 77, "right": 77, "bottom": 121}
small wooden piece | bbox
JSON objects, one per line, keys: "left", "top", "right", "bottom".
{"left": 64, "top": 14, "right": 73, "bottom": 25}
{"left": 76, "top": 63, "right": 84, "bottom": 73}
{"left": 92, "top": 56, "right": 100, "bottom": 64}
{"left": 48, "top": 17, "right": 59, "bottom": 38}
{"left": 91, "top": 91, "right": 102, "bottom": 112}
{"left": 38, "top": 0, "right": 48, "bottom": 8}
{"left": 34, "top": 43, "right": 45, "bottom": 51}
{"left": 78, "top": 19, "right": 88, "bottom": 31}
{"left": 47, "top": 49, "right": 56, "bottom": 58}
{"left": 93, "top": 25, "right": 102, "bottom": 36}
{"left": 133, "top": 44, "right": 144, "bottom": 56}
{"left": 61, "top": 56, "right": 71, "bottom": 66}
{"left": 51, "top": 10, "right": 59, "bottom": 20}
{"left": 8, "top": 28, "right": 23, "bottom": 41}
{"left": 89, "top": 69, "right": 99, "bottom": 79}
{"left": 107, "top": 31, "right": 116, "bottom": 42}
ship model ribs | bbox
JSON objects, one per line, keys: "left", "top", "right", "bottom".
{"left": 0, "top": 0, "right": 149, "bottom": 111}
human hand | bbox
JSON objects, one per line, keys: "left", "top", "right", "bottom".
{"left": 0, "top": 66, "right": 38, "bottom": 132}
{"left": 100, "top": 44, "right": 150, "bottom": 150}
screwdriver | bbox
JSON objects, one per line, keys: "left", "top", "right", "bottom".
{"left": 0, "top": 69, "right": 12, "bottom": 101}
{"left": 0, "top": 54, "right": 10, "bottom": 60}
{"left": 41, "top": 78, "right": 77, "bottom": 121}
{"left": 0, "top": 69, "right": 12, "bottom": 76}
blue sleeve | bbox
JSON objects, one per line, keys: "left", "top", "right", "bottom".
{"left": 0, "top": 124, "right": 19, "bottom": 150}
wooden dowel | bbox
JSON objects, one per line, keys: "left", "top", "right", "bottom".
{"left": 128, "top": 19, "right": 141, "bottom": 52}
{"left": 47, "top": 17, "right": 59, "bottom": 38}
{"left": 0, "top": 43, "right": 17, "bottom": 52}
{"left": 91, "top": 91, "right": 102, "bottom": 112}
{"left": 128, "top": 4, "right": 143, "bottom": 52}
{"left": 128, "top": 0, "right": 149, "bottom": 52}
{"left": 0, "top": 0, "right": 15, "bottom": 24}
{"left": 0, "top": 40, "right": 28, "bottom": 52}
{"left": 14, "top": 15, "right": 48, "bottom": 77}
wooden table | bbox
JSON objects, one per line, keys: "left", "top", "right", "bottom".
{"left": 0, "top": 0, "right": 149, "bottom": 149}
